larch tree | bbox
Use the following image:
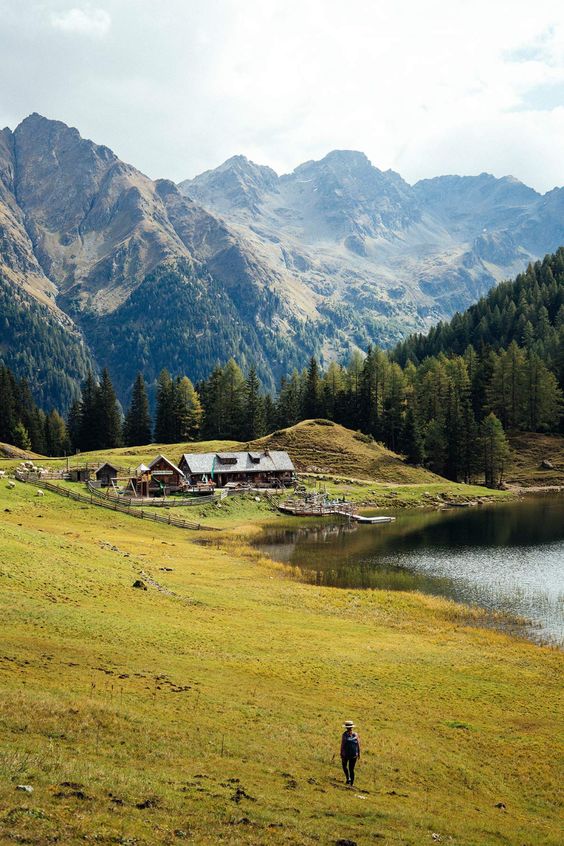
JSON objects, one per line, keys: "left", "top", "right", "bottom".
{"left": 481, "top": 413, "right": 510, "bottom": 488}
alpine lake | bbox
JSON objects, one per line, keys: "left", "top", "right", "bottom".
{"left": 252, "top": 494, "right": 564, "bottom": 647}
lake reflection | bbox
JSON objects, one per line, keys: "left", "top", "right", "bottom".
{"left": 254, "top": 496, "right": 564, "bottom": 646}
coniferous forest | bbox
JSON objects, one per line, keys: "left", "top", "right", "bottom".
{"left": 2, "top": 250, "right": 563, "bottom": 487}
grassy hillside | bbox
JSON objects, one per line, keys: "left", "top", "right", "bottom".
{"left": 252, "top": 420, "right": 441, "bottom": 483}
{"left": 506, "top": 433, "right": 564, "bottom": 487}
{"left": 0, "top": 442, "right": 42, "bottom": 460}
{"left": 0, "top": 480, "right": 562, "bottom": 845}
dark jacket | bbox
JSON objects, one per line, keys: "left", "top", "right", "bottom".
{"left": 341, "top": 730, "right": 361, "bottom": 759}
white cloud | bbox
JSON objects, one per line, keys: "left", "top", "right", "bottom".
{"left": 1, "top": 0, "right": 563, "bottom": 191}
{"left": 50, "top": 6, "right": 111, "bottom": 37}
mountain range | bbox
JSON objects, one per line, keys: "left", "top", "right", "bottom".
{"left": 1, "top": 113, "right": 563, "bottom": 409}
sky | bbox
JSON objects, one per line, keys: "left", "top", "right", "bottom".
{"left": 1, "top": 0, "right": 564, "bottom": 192}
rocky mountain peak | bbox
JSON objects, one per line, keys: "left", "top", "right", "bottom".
{"left": 180, "top": 154, "right": 278, "bottom": 214}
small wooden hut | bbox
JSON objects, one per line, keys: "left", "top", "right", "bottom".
{"left": 95, "top": 462, "right": 119, "bottom": 487}
{"left": 69, "top": 467, "right": 91, "bottom": 483}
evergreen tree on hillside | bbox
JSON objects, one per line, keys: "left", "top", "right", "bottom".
{"left": 12, "top": 421, "right": 31, "bottom": 451}
{"left": 400, "top": 402, "right": 424, "bottom": 465}
{"left": 277, "top": 371, "right": 302, "bottom": 428}
{"left": 381, "top": 363, "right": 405, "bottom": 453}
{"left": 322, "top": 361, "right": 345, "bottom": 421}
{"left": 481, "top": 413, "right": 510, "bottom": 488}
{"left": 66, "top": 400, "right": 82, "bottom": 452}
{"left": 123, "top": 373, "right": 152, "bottom": 446}
{"left": 154, "top": 369, "right": 176, "bottom": 443}
{"left": 524, "top": 351, "right": 563, "bottom": 431}
{"left": 78, "top": 371, "right": 101, "bottom": 452}
{"left": 242, "top": 366, "right": 266, "bottom": 440}
{"left": 174, "top": 376, "right": 203, "bottom": 441}
{"left": 303, "top": 356, "right": 323, "bottom": 419}
{"left": 221, "top": 358, "right": 246, "bottom": 439}
{"left": 98, "top": 369, "right": 122, "bottom": 449}
{"left": 200, "top": 365, "right": 225, "bottom": 439}
{"left": 0, "top": 365, "right": 17, "bottom": 445}
{"left": 44, "top": 410, "right": 69, "bottom": 456}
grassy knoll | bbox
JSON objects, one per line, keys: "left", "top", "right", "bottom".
{"left": 506, "top": 433, "right": 564, "bottom": 488}
{"left": 252, "top": 420, "right": 441, "bottom": 483}
{"left": 1, "top": 480, "right": 562, "bottom": 845}
{"left": 0, "top": 442, "right": 42, "bottom": 460}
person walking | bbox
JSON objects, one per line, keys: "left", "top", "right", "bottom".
{"left": 340, "top": 720, "right": 360, "bottom": 786}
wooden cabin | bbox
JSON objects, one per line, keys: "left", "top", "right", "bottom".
{"left": 146, "top": 454, "right": 185, "bottom": 496}
{"left": 95, "top": 462, "right": 119, "bottom": 487}
{"left": 178, "top": 450, "right": 295, "bottom": 488}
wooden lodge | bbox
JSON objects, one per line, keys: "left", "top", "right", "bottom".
{"left": 178, "top": 449, "right": 295, "bottom": 488}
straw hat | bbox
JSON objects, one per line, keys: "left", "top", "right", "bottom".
{"left": 343, "top": 720, "right": 355, "bottom": 728}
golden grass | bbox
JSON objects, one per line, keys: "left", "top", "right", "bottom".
{"left": 507, "top": 433, "right": 564, "bottom": 488}
{"left": 0, "top": 480, "right": 562, "bottom": 845}
{"left": 252, "top": 420, "right": 441, "bottom": 483}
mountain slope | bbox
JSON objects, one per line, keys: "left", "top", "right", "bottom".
{"left": 180, "top": 152, "right": 564, "bottom": 344}
{"left": 0, "top": 115, "right": 322, "bottom": 402}
{"left": 1, "top": 113, "right": 563, "bottom": 413}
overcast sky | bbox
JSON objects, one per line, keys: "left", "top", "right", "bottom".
{"left": 1, "top": 0, "right": 564, "bottom": 191}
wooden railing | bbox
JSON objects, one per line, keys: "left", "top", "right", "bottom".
{"left": 86, "top": 481, "right": 216, "bottom": 507}
{"left": 16, "top": 475, "right": 220, "bottom": 531}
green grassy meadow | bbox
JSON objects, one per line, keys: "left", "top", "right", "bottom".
{"left": 0, "top": 477, "right": 562, "bottom": 845}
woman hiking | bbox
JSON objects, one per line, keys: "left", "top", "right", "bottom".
{"left": 340, "top": 720, "right": 360, "bottom": 786}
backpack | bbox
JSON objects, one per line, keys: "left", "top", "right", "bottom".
{"left": 344, "top": 732, "right": 359, "bottom": 757}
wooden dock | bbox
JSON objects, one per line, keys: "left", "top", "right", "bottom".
{"left": 279, "top": 498, "right": 395, "bottom": 524}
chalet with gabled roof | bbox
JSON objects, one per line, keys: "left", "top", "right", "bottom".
{"left": 146, "top": 454, "right": 185, "bottom": 495}
{"left": 179, "top": 449, "right": 295, "bottom": 488}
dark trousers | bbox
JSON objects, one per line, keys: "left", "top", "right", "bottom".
{"left": 341, "top": 755, "right": 357, "bottom": 784}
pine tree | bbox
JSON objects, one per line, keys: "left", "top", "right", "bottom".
{"left": 44, "top": 410, "right": 69, "bottom": 456}
{"left": 381, "top": 363, "right": 405, "bottom": 452}
{"left": 97, "top": 369, "right": 122, "bottom": 448}
{"left": 277, "top": 371, "right": 302, "bottom": 427}
{"left": 221, "top": 358, "right": 246, "bottom": 439}
{"left": 400, "top": 402, "right": 424, "bottom": 465}
{"left": 12, "top": 421, "right": 31, "bottom": 451}
{"left": 201, "top": 365, "right": 225, "bottom": 439}
{"left": 78, "top": 371, "right": 101, "bottom": 451}
{"left": 263, "top": 394, "right": 277, "bottom": 434}
{"left": 322, "top": 361, "right": 345, "bottom": 421}
{"left": 242, "top": 366, "right": 266, "bottom": 440}
{"left": 303, "top": 356, "right": 322, "bottom": 419}
{"left": 66, "top": 400, "right": 82, "bottom": 452}
{"left": 154, "top": 369, "right": 176, "bottom": 443}
{"left": 123, "top": 373, "right": 152, "bottom": 446}
{"left": 481, "top": 413, "right": 510, "bottom": 488}
{"left": 0, "top": 364, "right": 17, "bottom": 445}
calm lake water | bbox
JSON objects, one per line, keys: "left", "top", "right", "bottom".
{"left": 254, "top": 495, "right": 564, "bottom": 646}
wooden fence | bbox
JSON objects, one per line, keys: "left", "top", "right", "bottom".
{"left": 86, "top": 481, "right": 217, "bottom": 508}
{"left": 17, "top": 476, "right": 220, "bottom": 532}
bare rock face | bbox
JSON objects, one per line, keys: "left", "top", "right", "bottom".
{"left": 11, "top": 113, "right": 190, "bottom": 315}
{"left": 180, "top": 151, "right": 564, "bottom": 340}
